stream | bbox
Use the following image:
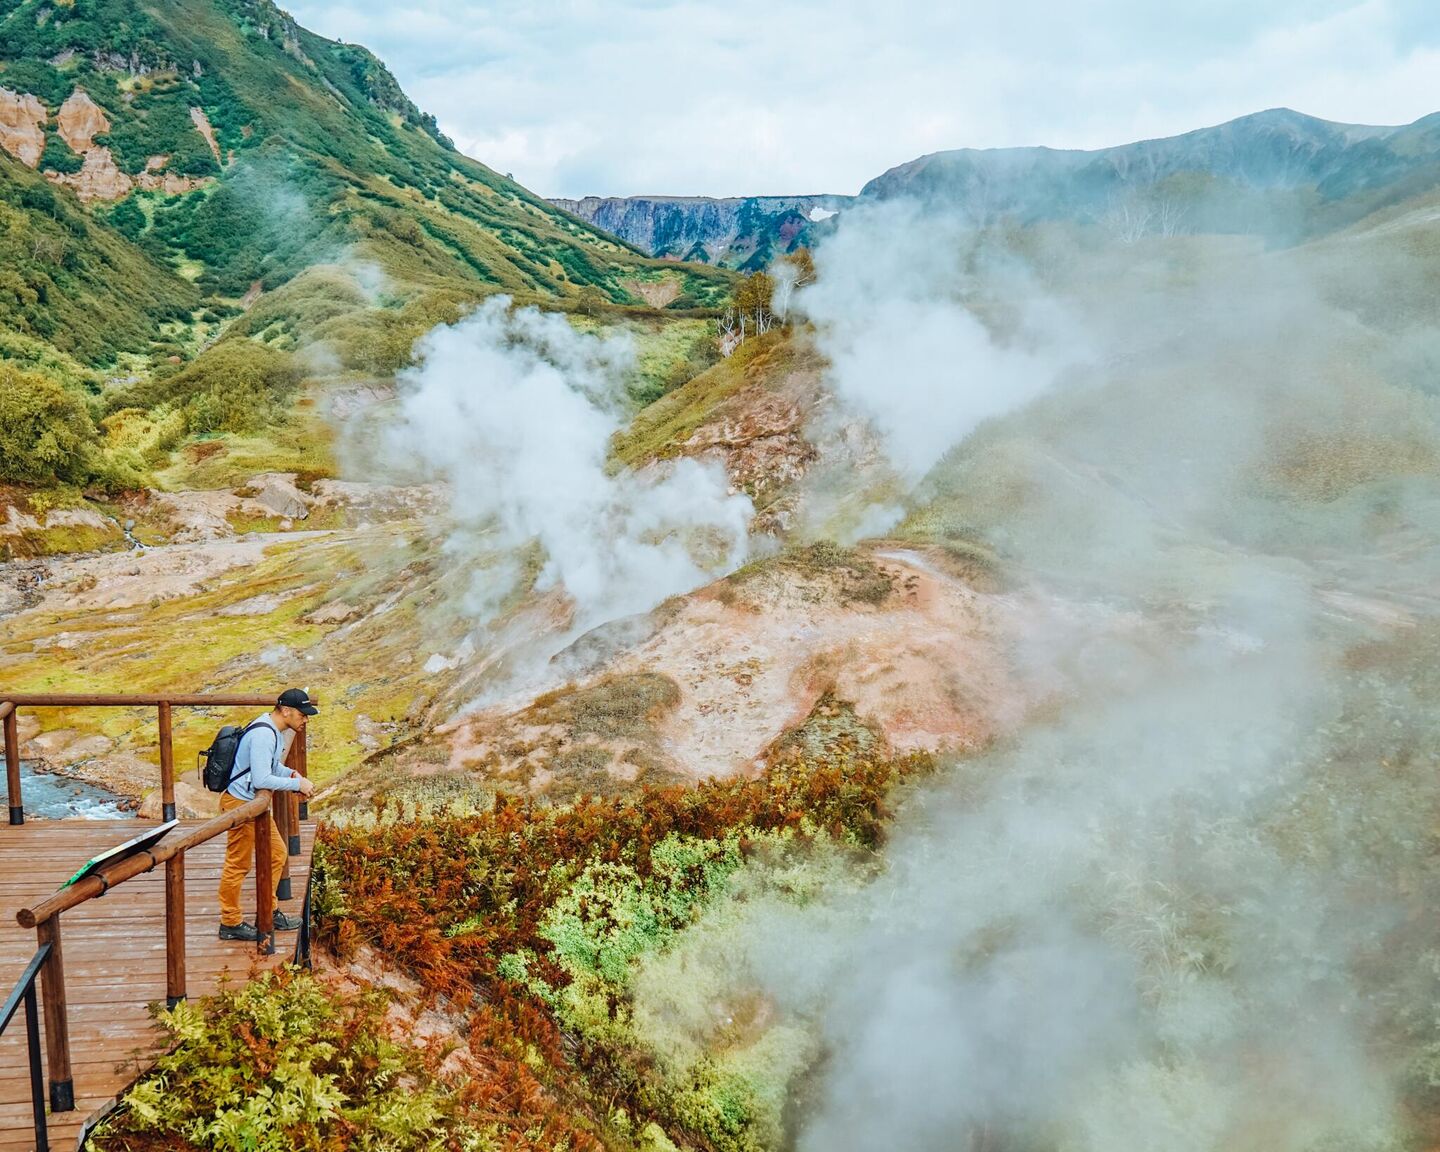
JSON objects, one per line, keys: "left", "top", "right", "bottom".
{"left": 15, "top": 760, "right": 130, "bottom": 820}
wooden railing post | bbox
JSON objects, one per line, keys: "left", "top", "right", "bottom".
{"left": 157, "top": 701, "right": 176, "bottom": 822}
{"left": 165, "top": 851, "right": 186, "bottom": 1008}
{"left": 254, "top": 798, "right": 275, "bottom": 956}
{"left": 36, "top": 916, "right": 73, "bottom": 1112}
{"left": 296, "top": 724, "right": 309, "bottom": 822}
{"left": 274, "top": 787, "right": 293, "bottom": 901}
{"left": 3, "top": 703, "right": 21, "bottom": 825}
{"left": 283, "top": 730, "right": 303, "bottom": 855}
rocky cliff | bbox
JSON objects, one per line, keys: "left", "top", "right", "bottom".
{"left": 552, "top": 194, "right": 852, "bottom": 268}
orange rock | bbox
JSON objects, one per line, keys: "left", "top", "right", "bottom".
{"left": 56, "top": 89, "right": 110, "bottom": 152}
{"left": 47, "top": 146, "right": 133, "bottom": 202}
{"left": 0, "top": 87, "right": 46, "bottom": 167}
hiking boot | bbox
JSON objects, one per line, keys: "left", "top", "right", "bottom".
{"left": 273, "top": 910, "right": 302, "bottom": 932}
{"left": 218, "top": 921, "right": 261, "bottom": 942}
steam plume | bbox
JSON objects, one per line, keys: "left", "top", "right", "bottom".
{"left": 796, "top": 200, "right": 1083, "bottom": 484}
{"left": 384, "top": 296, "right": 753, "bottom": 631}
{"left": 637, "top": 203, "right": 1440, "bottom": 1150}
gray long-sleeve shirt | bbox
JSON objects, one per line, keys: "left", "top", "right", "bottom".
{"left": 225, "top": 714, "right": 303, "bottom": 801}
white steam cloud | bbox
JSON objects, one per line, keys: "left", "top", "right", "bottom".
{"left": 796, "top": 200, "right": 1083, "bottom": 484}
{"left": 385, "top": 297, "right": 752, "bottom": 630}
{"left": 633, "top": 203, "right": 1440, "bottom": 1150}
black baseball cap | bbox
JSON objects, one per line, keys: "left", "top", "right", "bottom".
{"left": 277, "top": 687, "right": 319, "bottom": 715}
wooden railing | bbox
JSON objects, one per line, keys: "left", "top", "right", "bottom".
{"left": 1, "top": 692, "right": 317, "bottom": 1120}
{"left": 2, "top": 693, "right": 310, "bottom": 825}
{"left": 1, "top": 693, "right": 309, "bottom": 897}
{"left": 15, "top": 790, "right": 284, "bottom": 1116}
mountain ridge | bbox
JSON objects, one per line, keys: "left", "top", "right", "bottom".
{"left": 558, "top": 107, "right": 1440, "bottom": 260}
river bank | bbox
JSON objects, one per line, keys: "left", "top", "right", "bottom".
{"left": 13, "top": 759, "right": 130, "bottom": 820}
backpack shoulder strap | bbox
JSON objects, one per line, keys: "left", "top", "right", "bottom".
{"left": 226, "top": 719, "right": 276, "bottom": 787}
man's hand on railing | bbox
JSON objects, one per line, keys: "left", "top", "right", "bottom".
{"left": 296, "top": 775, "right": 315, "bottom": 798}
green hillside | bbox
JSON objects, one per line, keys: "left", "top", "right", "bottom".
{"left": 0, "top": 0, "right": 733, "bottom": 499}
{"left": 0, "top": 0, "right": 728, "bottom": 305}
{"left": 0, "top": 157, "right": 197, "bottom": 376}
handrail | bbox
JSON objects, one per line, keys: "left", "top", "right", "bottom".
{"left": 2, "top": 694, "right": 278, "bottom": 707}
{"left": 2, "top": 691, "right": 312, "bottom": 823}
{"left": 18, "top": 793, "right": 271, "bottom": 928}
{"left": 0, "top": 942, "right": 50, "bottom": 1032}
{"left": 11, "top": 788, "right": 290, "bottom": 1118}
{"left": 0, "top": 942, "right": 53, "bottom": 1151}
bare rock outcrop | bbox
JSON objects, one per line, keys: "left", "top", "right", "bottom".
{"left": 0, "top": 87, "right": 46, "bottom": 167}
{"left": 135, "top": 166, "right": 211, "bottom": 195}
{"left": 56, "top": 89, "right": 110, "bottom": 151}
{"left": 41, "top": 89, "right": 212, "bottom": 201}
{"left": 624, "top": 278, "right": 681, "bottom": 308}
{"left": 0, "top": 503, "right": 116, "bottom": 537}
{"left": 48, "top": 145, "right": 133, "bottom": 201}
{"left": 310, "top": 479, "right": 446, "bottom": 520}
{"left": 245, "top": 473, "right": 313, "bottom": 520}
{"left": 190, "top": 106, "right": 221, "bottom": 161}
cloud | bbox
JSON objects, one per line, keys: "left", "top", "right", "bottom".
{"left": 286, "top": 0, "right": 1440, "bottom": 197}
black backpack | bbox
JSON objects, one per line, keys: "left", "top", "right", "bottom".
{"left": 200, "top": 720, "right": 270, "bottom": 793}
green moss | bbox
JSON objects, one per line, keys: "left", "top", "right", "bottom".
{"left": 3, "top": 521, "right": 123, "bottom": 559}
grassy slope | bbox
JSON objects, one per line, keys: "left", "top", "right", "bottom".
{"left": 0, "top": 157, "right": 198, "bottom": 373}
{"left": 0, "top": 0, "right": 736, "bottom": 511}
{"left": 0, "top": 0, "right": 730, "bottom": 310}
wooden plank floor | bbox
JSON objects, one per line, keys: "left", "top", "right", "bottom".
{"left": 0, "top": 818, "right": 314, "bottom": 1152}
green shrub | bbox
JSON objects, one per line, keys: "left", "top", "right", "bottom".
{"left": 105, "top": 196, "right": 148, "bottom": 241}
{"left": 0, "top": 362, "right": 100, "bottom": 485}
{"left": 88, "top": 967, "right": 479, "bottom": 1152}
{"left": 40, "top": 132, "right": 84, "bottom": 175}
{"left": 110, "top": 338, "right": 303, "bottom": 434}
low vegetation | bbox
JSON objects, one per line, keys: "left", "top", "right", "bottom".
{"left": 315, "top": 745, "right": 936, "bottom": 1152}
{"left": 89, "top": 969, "right": 482, "bottom": 1152}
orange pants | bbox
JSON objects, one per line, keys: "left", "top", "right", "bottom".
{"left": 218, "top": 792, "right": 288, "bottom": 927}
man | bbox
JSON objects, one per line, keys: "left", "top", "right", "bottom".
{"left": 217, "top": 687, "right": 318, "bottom": 942}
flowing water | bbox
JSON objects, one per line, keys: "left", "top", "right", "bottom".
{"left": 15, "top": 760, "right": 129, "bottom": 820}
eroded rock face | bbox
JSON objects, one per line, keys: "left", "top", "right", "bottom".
{"left": 0, "top": 87, "right": 46, "bottom": 167}
{"left": 134, "top": 168, "right": 209, "bottom": 195}
{"left": 681, "top": 367, "right": 821, "bottom": 518}
{"left": 190, "top": 106, "right": 221, "bottom": 162}
{"left": 48, "top": 145, "right": 133, "bottom": 201}
{"left": 39, "top": 88, "right": 213, "bottom": 201}
{"left": 624, "top": 278, "right": 682, "bottom": 307}
{"left": 56, "top": 89, "right": 110, "bottom": 151}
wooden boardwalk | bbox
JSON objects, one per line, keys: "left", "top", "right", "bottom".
{"left": 0, "top": 818, "right": 314, "bottom": 1152}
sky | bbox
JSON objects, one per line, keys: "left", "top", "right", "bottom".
{"left": 285, "top": 0, "right": 1440, "bottom": 200}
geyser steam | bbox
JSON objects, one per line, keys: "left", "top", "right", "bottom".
{"left": 385, "top": 297, "right": 753, "bottom": 630}
{"left": 631, "top": 204, "right": 1440, "bottom": 1151}
{"left": 796, "top": 200, "right": 1082, "bottom": 483}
